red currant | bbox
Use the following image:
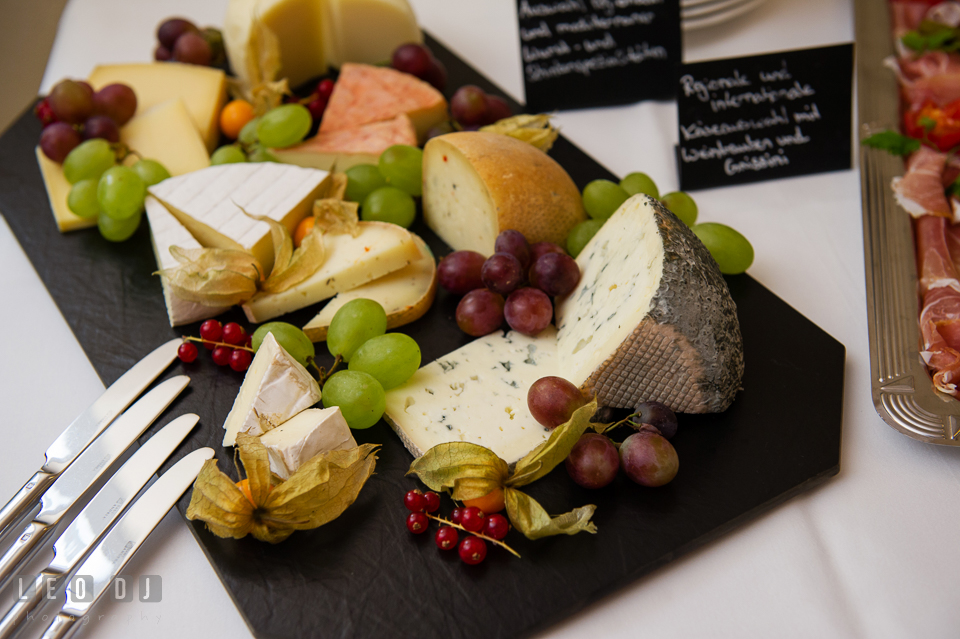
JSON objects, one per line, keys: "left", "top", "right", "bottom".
{"left": 212, "top": 345, "right": 233, "bottom": 366}
{"left": 423, "top": 491, "right": 440, "bottom": 513}
{"left": 199, "top": 319, "right": 223, "bottom": 349}
{"left": 307, "top": 96, "right": 327, "bottom": 120}
{"left": 222, "top": 322, "right": 245, "bottom": 345}
{"left": 229, "top": 349, "right": 252, "bottom": 372}
{"left": 317, "top": 78, "right": 335, "bottom": 99}
{"left": 406, "top": 511, "right": 428, "bottom": 534}
{"left": 177, "top": 342, "right": 198, "bottom": 363}
{"left": 435, "top": 526, "right": 458, "bottom": 550}
{"left": 450, "top": 507, "right": 464, "bottom": 525}
{"left": 34, "top": 98, "right": 57, "bottom": 127}
{"left": 458, "top": 536, "right": 487, "bottom": 565}
{"left": 404, "top": 489, "right": 426, "bottom": 512}
{"left": 243, "top": 334, "right": 253, "bottom": 348}
{"left": 460, "top": 506, "right": 485, "bottom": 532}
{"left": 483, "top": 514, "right": 509, "bottom": 540}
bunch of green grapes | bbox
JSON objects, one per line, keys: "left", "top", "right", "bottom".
{"left": 341, "top": 145, "right": 422, "bottom": 229}
{"left": 210, "top": 103, "right": 313, "bottom": 165}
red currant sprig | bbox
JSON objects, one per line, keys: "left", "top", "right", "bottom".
{"left": 177, "top": 320, "right": 255, "bottom": 372}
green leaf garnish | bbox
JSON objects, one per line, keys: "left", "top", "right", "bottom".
{"left": 861, "top": 130, "right": 922, "bottom": 156}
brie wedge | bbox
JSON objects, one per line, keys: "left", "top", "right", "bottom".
{"left": 260, "top": 407, "right": 357, "bottom": 479}
{"left": 222, "top": 332, "right": 322, "bottom": 446}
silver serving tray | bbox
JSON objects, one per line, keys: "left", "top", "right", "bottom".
{"left": 857, "top": 0, "right": 960, "bottom": 444}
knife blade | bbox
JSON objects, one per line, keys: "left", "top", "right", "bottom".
{"left": 39, "top": 448, "right": 213, "bottom": 639}
{"left": 0, "top": 338, "right": 182, "bottom": 536}
{"left": 0, "top": 414, "right": 199, "bottom": 639}
{"left": 0, "top": 375, "right": 189, "bottom": 589}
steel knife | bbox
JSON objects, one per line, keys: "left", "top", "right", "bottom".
{"left": 0, "top": 338, "right": 182, "bottom": 536}
{"left": 38, "top": 448, "right": 214, "bottom": 639}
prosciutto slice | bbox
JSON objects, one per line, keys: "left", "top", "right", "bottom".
{"left": 916, "top": 214, "right": 960, "bottom": 294}
{"left": 892, "top": 146, "right": 952, "bottom": 217}
{"left": 920, "top": 286, "right": 960, "bottom": 396}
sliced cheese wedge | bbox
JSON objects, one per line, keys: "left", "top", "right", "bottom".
{"left": 120, "top": 99, "right": 210, "bottom": 177}
{"left": 148, "top": 163, "right": 330, "bottom": 273}
{"left": 222, "top": 332, "right": 322, "bottom": 446}
{"left": 260, "top": 407, "right": 357, "bottom": 479}
{"left": 384, "top": 328, "right": 557, "bottom": 463}
{"left": 88, "top": 62, "right": 227, "bottom": 151}
{"left": 144, "top": 196, "right": 229, "bottom": 327}
{"left": 303, "top": 233, "right": 436, "bottom": 341}
{"left": 273, "top": 114, "right": 417, "bottom": 172}
{"left": 324, "top": 0, "right": 422, "bottom": 68}
{"left": 555, "top": 195, "right": 744, "bottom": 413}
{"left": 35, "top": 147, "right": 96, "bottom": 232}
{"left": 242, "top": 221, "right": 422, "bottom": 323}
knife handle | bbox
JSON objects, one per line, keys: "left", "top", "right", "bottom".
{"left": 0, "top": 472, "right": 55, "bottom": 537}
{"left": 0, "top": 522, "right": 52, "bottom": 594}
{"left": 0, "top": 571, "right": 57, "bottom": 639}
{"left": 40, "top": 612, "right": 76, "bottom": 639}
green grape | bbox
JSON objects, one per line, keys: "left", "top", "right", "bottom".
{"left": 67, "top": 179, "right": 100, "bottom": 218}
{"left": 211, "top": 145, "right": 248, "bottom": 165}
{"left": 327, "top": 299, "right": 388, "bottom": 361}
{"left": 566, "top": 219, "right": 604, "bottom": 258}
{"left": 247, "top": 145, "right": 278, "bottom": 163}
{"left": 692, "top": 222, "right": 754, "bottom": 275}
{"left": 620, "top": 172, "right": 659, "bottom": 199}
{"left": 132, "top": 159, "right": 171, "bottom": 187}
{"left": 361, "top": 186, "right": 416, "bottom": 228}
{"left": 63, "top": 139, "right": 115, "bottom": 184}
{"left": 582, "top": 179, "right": 629, "bottom": 219}
{"left": 378, "top": 145, "right": 423, "bottom": 196}
{"left": 660, "top": 191, "right": 698, "bottom": 226}
{"left": 321, "top": 370, "right": 385, "bottom": 430}
{"left": 97, "top": 209, "right": 141, "bottom": 242}
{"left": 256, "top": 104, "right": 312, "bottom": 148}
{"left": 251, "top": 322, "right": 315, "bottom": 368}
{"left": 97, "top": 166, "right": 145, "bottom": 220}
{"left": 344, "top": 164, "right": 387, "bottom": 203}
{"left": 348, "top": 333, "right": 421, "bottom": 390}
{"left": 238, "top": 117, "right": 260, "bottom": 146}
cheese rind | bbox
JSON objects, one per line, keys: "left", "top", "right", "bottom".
{"left": 35, "top": 147, "right": 96, "bottom": 232}
{"left": 384, "top": 328, "right": 557, "bottom": 463}
{"left": 120, "top": 99, "right": 210, "bottom": 177}
{"left": 555, "top": 195, "right": 744, "bottom": 413}
{"left": 259, "top": 407, "right": 357, "bottom": 479}
{"left": 222, "top": 332, "right": 322, "bottom": 446}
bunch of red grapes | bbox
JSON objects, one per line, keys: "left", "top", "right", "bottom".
{"left": 37, "top": 80, "right": 137, "bottom": 163}
{"left": 438, "top": 230, "right": 581, "bottom": 338}
{"left": 153, "top": 17, "right": 225, "bottom": 67}
{"left": 390, "top": 43, "right": 447, "bottom": 91}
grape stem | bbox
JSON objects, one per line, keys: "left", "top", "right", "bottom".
{"left": 182, "top": 336, "right": 255, "bottom": 353}
{"left": 312, "top": 355, "right": 342, "bottom": 386}
{"left": 426, "top": 513, "right": 521, "bottom": 558}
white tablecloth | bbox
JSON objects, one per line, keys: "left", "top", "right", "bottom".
{"left": 2, "top": 1, "right": 959, "bottom": 637}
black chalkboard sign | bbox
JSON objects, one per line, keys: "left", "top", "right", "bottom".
{"left": 676, "top": 43, "right": 854, "bottom": 191}
{"left": 516, "top": 0, "right": 681, "bottom": 111}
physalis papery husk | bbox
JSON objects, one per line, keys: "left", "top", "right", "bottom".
{"left": 480, "top": 114, "right": 559, "bottom": 152}
{"left": 156, "top": 246, "right": 262, "bottom": 307}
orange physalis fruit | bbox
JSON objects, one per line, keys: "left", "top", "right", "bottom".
{"left": 220, "top": 99, "right": 255, "bottom": 140}
{"left": 463, "top": 487, "right": 505, "bottom": 514}
{"left": 294, "top": 215, "right": 315, "bottom": 248}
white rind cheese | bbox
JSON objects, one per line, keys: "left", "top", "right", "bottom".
{"left": 222, "top": 333, "right": 321, "bottom": 446}
{"left": 259, "top": 407, "right": 356, "bottom": 479}
{"left": 384, "top": 328, "right": 557, "bottom": 463}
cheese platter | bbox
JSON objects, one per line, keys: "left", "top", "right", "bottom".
{"left": 0, "top": 5, "right": 844, "bottom": 637}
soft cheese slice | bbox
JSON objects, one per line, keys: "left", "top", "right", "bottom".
{"left": 555, "top": 195, "right": 744, "bottom": 414}
{"left": 222, "top": 332, "right": 321, "bottom": 446}
{"left": 242, "top": 221, "right": 422, "bottom": 323}
{"left": 35, "top": 147, "right": 96, "bottom": 232}
{"left": 324, "top": 0, "right": 422, "bottom": 68}
{"left": 148, "top": 163, "right": 330, "bottom": 273}
{"left": 273, "top": 114, "right": 417, "bottom": 172}
{"left": 302, "top": 233, "right": 436, "bottom": 341}
{"left": 144, "top": 196, "right": 229, "bottom": 326}
{"left": 384, "top": 328, "right": 557, "bottom": 463}
{"left": 88, "top": 62, "right": 227, "bottom": 151}
{"left": 120, "top": 99, "right": 210, "bottom": 177}
{"left": 260, "top": 407, "right": 357, "bottom": 479}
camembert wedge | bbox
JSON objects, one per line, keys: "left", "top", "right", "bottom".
{"left": 260, "top": 407, "right": 357, "bottom": 479}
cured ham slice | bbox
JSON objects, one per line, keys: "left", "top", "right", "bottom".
{"left": 886, "top": 53, "right": 960, "bottom": 109}
{"left": 890, "top": 1, "right": 935, "bottom": 38}
{"left": 916, "top": 214, "right": 960, "bottom": 294}
{"left": 892, "top": 146, "right": 952, "bottom": 217}
{"left": 920, "top": 285, "right": 960, "bottom": 396}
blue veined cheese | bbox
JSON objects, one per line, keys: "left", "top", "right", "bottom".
{"left": 383, "top": 328, "right": 557, "bottom": 463}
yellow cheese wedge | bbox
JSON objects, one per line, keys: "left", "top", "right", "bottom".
{"left": 88, "top": 62, "right": 227, "bottom": 151}
{"left": 324, "top": 0, "right": 422, "bottom": 68}
{"left": 35, "top": 147, "right": 97, "bottom": 233}
{"left": 302, "top": 233, "right": 436, "bottom": 341}
{"left": 242, "top": 221, "right": 422, "bottom": 323}
{"left": 121, "top": 99, "right": 210, "bottom": 177}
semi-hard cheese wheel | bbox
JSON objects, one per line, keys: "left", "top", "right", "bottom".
{"left": 422, "top": 132, "right": 586, "bottom": 256}
{"left": 555, "top": 195, "right": 743, "bottom": 413}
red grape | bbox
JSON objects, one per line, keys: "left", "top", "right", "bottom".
{"left": 481, "top": 253, "right": 523, "bottom": 295}
{"left": 39, "top": 122, "right": 82, "bottom": 163}
{"left": 451, "top": 85, "right": 488, "bottom": 127}
{"left": 157, "top": 17, "right": 198, "bottom": 49}
{"left": 422, "top": 56, "right": 447, "bottom": 91}
{"left": 530, "top": 241, "right": 567, "bottom": 263}
{"left": 494, "top": 229, "right": 531, "bottom": 270}
{"left": 317, "top": 79, "right": 335, "bottom": 100}
{"left": 504, "top": 287, "right": 552, "bottom": 336}
{"left": 391, "top": 43, "right": 433, "bottom": 78}
{"left": 155, "top": 44, "right": 172, "bottom": 61}
{"left": 173, "top": 31, "right": 212, "bottom": 66}
{"left": 485, "top": 95, "right": 512, "bottom": 124}
{"left": 82, "top": 115, "right": 120, "bottom": 143}
{"left": 527, "top": 376, "right": 586, "bottom": 429}
{"left": 620, "top": 431, "right": 679, "bottom": 487}
{"left": 438, "top": 250, "right": 486, "bottom": 295}
{"left": 631, "top": 401, "right": 679, "bottom": 439}
{"left": 529, "top": 253, "right": 580, "bottom": 297}
{"left": 424, "top": 121, "right": 454, "bottom": 142}
{"left": 456, "top": 289, "right": 505, "bottom": 336}
{"left": 92, "top": 84, "right": 137, "bottom": 126}
{"left": 48, "top": 80, "right": 94, "bottom": 125}
{"left": 565, "top": 433, "right": 619, "bottom": 489}
{"left": 307, "top": 96, "right": 328, "bottom": 121}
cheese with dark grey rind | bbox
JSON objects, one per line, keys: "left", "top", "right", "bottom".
{"left": 555, "top": 195, "right": 743, "bottom": 413}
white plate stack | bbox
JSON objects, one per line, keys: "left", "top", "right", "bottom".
{"left": 682, "top": 0, "right": 767, "bottom": 30}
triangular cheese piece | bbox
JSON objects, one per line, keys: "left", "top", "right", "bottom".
{"left": 273, "top": 114, "right": 417, "bottom": 172}
{"left": 222, "top": 332, "right": 322, "bottom": 447}
{"left": 260, "top": 407, "right": 357, "bottom": 479}
{"left": 121, "top": 99, "right": 210, "bottom": 177}
{"left": 35, "top": 147, "right": 96, "bottom": 233}
{"left": 148, "top": 163, "right": 330, "bottom": 272}
{"left": 318, "top": 63, "right": 447, "bottom": 141}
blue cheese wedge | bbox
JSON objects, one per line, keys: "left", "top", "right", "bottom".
{"left": 259, "top": 407, "right": 357, "bottom": 479}
{"left": 383, "top": 328, "right": 557, "bottom": 463}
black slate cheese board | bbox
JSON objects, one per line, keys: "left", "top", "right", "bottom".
{"left": 0, "top": 34, "right": 844, "bottom": 639}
